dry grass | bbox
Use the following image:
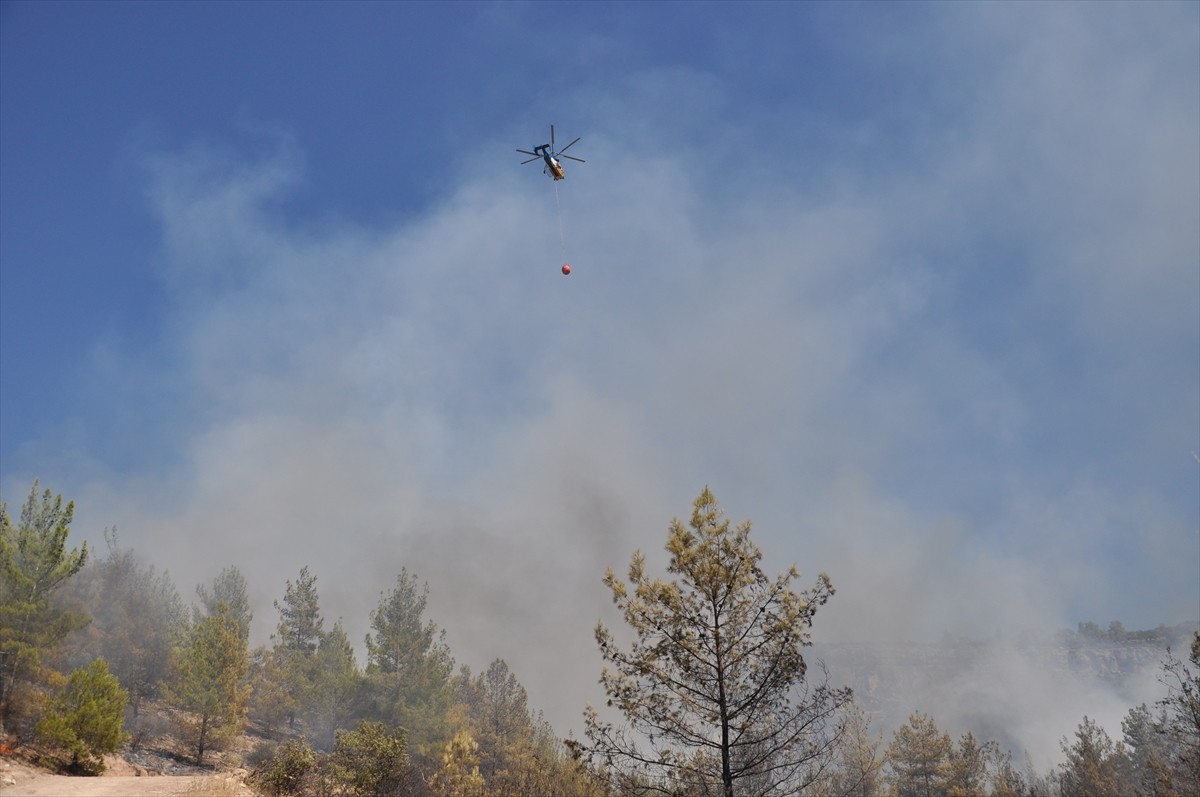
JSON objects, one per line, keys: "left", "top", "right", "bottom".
{"left": 181, "top": 774, "right": 258, "bottom": 796}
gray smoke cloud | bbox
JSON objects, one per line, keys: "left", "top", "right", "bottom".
{"left": 6, "top": 2, "right": 1196, "bottom": 768}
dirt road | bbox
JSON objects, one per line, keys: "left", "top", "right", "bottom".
{"left": 1, "top": 759, "right": 257, "bottom": 796}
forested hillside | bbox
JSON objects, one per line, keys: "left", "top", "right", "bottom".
{"left": 3, "top": 482, "right": 1198, "bottom": 797}
{"left": 2, "top": 482, "right": 603, "bottom": 795}
{"left": 815, "top": 622, "right": 1198, "bottom": 768}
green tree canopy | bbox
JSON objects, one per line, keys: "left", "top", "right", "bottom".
{"left": 269, "top": 566, "right": 326, "bottom": 732}
{"left": 251, "top": 736, "right": 318, "bottom": 796}
{"left": 946, "top": 732, "right": 997, "bottom": 797}
{"left": 364, "top": 568, "right": 454, "bottom": 763}
{"left": 456, "top": 658, "right": 533, "bottom": 782}
{"left": 274, "top": 566, "right": 323, "bottom": 658}
{"left": 581, "top": 487, "right": 851, "bottom": 797}
{"left": 327, "top": 719, "right": 412, "bottom": 797}
{"left": 34, "top": 657, "right": 128, "bottom": 774}
{"left": 454, "top": 658, "right": 605, "bottom": 797}
{"left": 886, "top": 712, "right": 952, "bottom": 797}
{"left": 58, "top": 530, "right": 186, "bottom": 716}
{"left": 0, "top": 481, "right": 90, "bottom": 732}
{"left": 197, "top": 565, "right": 253, "bottom": 644}
{"left": 1120, "top": 703, "right": 1174, "bottom": 796}
{"left": 1057, "top": 716, "right": 1130, "bottom": 797}
{"left": 305, "top": 619, "right": 360, "bottom": 750}
{"left": 366, "top": 568, "right": 449, "bottom": 677}
{"left": 428, "top": 729, "right": 486, "bottom": 797}
{"left": 167, "top": 602, "right": 250, "bottom": 764}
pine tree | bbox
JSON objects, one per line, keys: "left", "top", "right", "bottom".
{"left": 365, "top": 569, "right": 454, "bottom": 764}
{"left": 454, "top": 659, "right": 605, "bottom": 797}
{"left": 0, "top": 481, "right": 89, "bottom": 732}
{"left": 1156, "top": 632, "right": 1200, "bottom": 797}
{"left": 197, "top": 565, "right": 253, "bottom": 644}
{"left": 810, "top": 702, "right": 884, "bottom": 797}
{"left": 34, "top": 657, "right": 128, "bottom": 774}
{"left": 989, "top": 755, "right": 1030, "bottom": 797}
{"left": 886, "top": 712, "right": 952, "bottom": 797}
{"left": 1121, "top": 703, "right": 1174, "bottom": 796}
{"left": 168, "top": 603, "right": 250, "bottom": 764}
{"left": 247, "top": 644, "right": 294, "bottom": 736}
{"left": 274, "top": 566, "right": 323, "bottom": 657}
{"left": 60, "top": 531, "right": 186, "bottom": 717}
{"left": 1057, "top": 716, "right": 1130, "bottom": 797}
{"left": 306, "top": 619, "right": 360, "bottom": 750}
{"left": 457, "top": 658, "right": 533, "bottom": 783}
{"left": 365, "top": 569, "right": 449, "bottom": 677}
{"left": 946, "top": 732, "right": 995, "bottom": 797}
{"left": 581, "top": 487, "right": 851, "bottom": 797}
{"left": 429, "top": 729, "right": 486, "bottom": 797}
{"left": 271, "top": 566, "right": 325, "bottom": 731}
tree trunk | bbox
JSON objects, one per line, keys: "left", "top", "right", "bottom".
{"left": 713, "top": 598, "right": 734, "bottom": 797}
{"left": 196, "top": 713, "right": 209, "bottom": 766}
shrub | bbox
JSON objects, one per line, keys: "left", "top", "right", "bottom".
{"left": 35, "top": 658, "right": 128, "bottom": 774}
{"left": 327, "top": 720, "right": 411, "bottom": 797}
{"left": 245, "top": 738, "right": 278, "bottom": 770}
{"left": 252, "top": 737, "right": 318, "bottom": 796}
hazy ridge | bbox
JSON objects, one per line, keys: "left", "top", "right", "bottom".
{"left": 811, "top": 622, "right": 1198, "bottom": 768}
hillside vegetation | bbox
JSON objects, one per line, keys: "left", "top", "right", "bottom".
{"left": 3, "top": 481, "right": 1197, "bottom": 796}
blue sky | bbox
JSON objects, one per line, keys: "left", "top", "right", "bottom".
{"left": 2, "top": 1, "right": 1198, "bottom": 752}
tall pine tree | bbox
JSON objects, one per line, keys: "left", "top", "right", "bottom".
{"left": 0, "top": 481, "right": 89, "bottom": 733}
{"left": 365, "top": 569, "right": 454, "bottom": 768}
{"left": 886, "top": 712, "right": 953, "bottom": 797}
{"left": 168, "top": 603, "right": 249, "bottom": 764}
{"left": 581, "top": 488, "right": 851, "bottom": 797}
{"left": 271, "top": 566, "right": 325, "bottom": 731}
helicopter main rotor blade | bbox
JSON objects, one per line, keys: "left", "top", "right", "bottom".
{"left": 550, "top": 124, "right": 555, "bottom": 152}
{"left": 519, "top": 156, "right": 541, "bottom": 164}
{"left": 561, "top": 155, "right": 586, "bottom": 163}
{"left": 516, "top": 148, "right": 539, "bottom": 156}
{"left": 558, "top": 137, "right": 581, "bottom": 154}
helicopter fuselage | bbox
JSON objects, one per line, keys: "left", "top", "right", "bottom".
{"left": 534, "top": 145, "right": 566, "bottom": 180}
{"left": 519, "top": 129, "right": 581, "bottom": 181}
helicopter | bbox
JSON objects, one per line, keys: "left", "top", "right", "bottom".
{"left": 517, "top": 124, "right": 584, "bottom": 181}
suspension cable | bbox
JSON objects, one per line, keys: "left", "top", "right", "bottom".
{"left": 554, "top": 180, "right": 567, "bottom": 263}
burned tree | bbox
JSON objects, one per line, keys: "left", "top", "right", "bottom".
{"left": 580, "top": 488, "right": 852, "bottom": 797}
